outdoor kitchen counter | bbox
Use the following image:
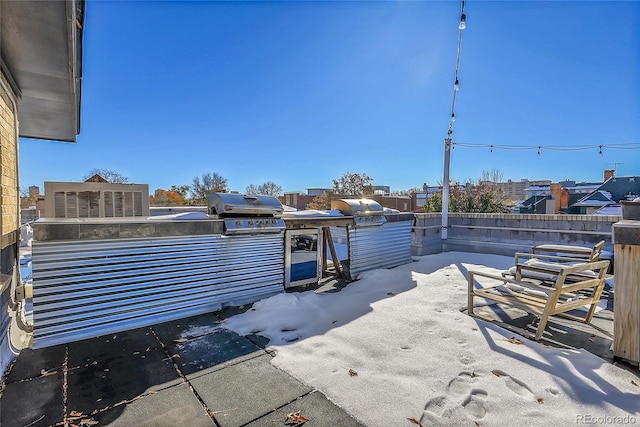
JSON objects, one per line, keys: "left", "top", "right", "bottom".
{"left": 32, "top": 217, "right": 225, "bottom": 242}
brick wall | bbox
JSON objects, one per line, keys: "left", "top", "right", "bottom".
{"left": 0, "top": 69, "right": 19, "bottom": 376}
{"left": 0, "top": 70, "right": 18, "bottom": 251}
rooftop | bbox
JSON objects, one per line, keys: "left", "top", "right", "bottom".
{"left": 2, "top": 252, "right": 637, "bottom": 426}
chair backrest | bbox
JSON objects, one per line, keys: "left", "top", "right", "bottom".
{"left": 589, "top": 240, "right": 606, "bottom": 262}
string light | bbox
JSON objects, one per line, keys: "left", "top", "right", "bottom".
{"left": 451, "top": 142, "right": 639, "bottom": 151}
{"left": 441, "top": 0, "right": 466, "bottom": 242}
{"left": 447, "top": 0, "right": 466, "bottom": 137}
{"left": 537, "top": 146, "right": 541, "bottom": 156}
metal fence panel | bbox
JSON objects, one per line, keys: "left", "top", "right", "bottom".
{"left": 31, "top": 233, "right": 284, "bottom": 348}
{"left": 348, "top": 221, "right": 412, "bottom": 279}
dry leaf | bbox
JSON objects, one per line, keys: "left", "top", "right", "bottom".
{"left": 492, "top": 371, "right": 501, "bottom": 377}
{"left": 387, "top": 292, "right": 397, "bottom": 296}
{"left": 407, "top": 417, "right": 423, "bottom": 426}
{"left": 285, "top": 411, "right": 310, "bottom": 424}
{"left": 631, "top": 380, "right": 638, "bottom": 387}
{"left": 348, "top": 369, "right": 358, "bottom": 376}
{"left": 471, "top": 371, "right": 476, "bottom": 377}
{"left": 40, "top": 368, "right": 58, "bottom": 377}
{"left": 505, "top": 337, "right": 523, "bottom": 345}
{"left": 70, "top": 411, "right": 83, "bottom": 417}
{"left": 537, "top": 397, "right": 544, "bottom": 404}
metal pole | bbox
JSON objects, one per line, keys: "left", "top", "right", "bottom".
{"left": 442, "top": 137, "right": 452, "bottom": 240}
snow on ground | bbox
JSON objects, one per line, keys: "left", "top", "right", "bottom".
{"left": 224, "top": 252, "right": 640, "bottom": 426}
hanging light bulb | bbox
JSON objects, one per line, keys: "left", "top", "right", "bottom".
{"left": 490, "top": 145, "right": 493, "bottom": 153}
{"left": 599, "top": 145, "right": 603, "bottom": 156}
{"left": 537, "top": 146, "right": 541, "bottom": 156}
{"left": 459, "top": 14, "right": 466, "bottom": 30}
{"left": 451, "top": 112, "right": 456, "bottom": 122}
{"left": 454, "top": 79, "right": 460, "bottom": 91}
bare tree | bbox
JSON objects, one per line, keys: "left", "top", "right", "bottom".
{"left": 191, "top": 172, "right": 228, "bottom": 204}
{"left": 391, "top": 187, "right": 422, "bottom": 196}
{"left": 245, "top": 181, "right": 283, "bottom": 197}
{"left": 83, "top": 168, "right": 128, "bottom": 183}
{"left": 332, "top": 172, "right": 373, "bottom": 196}
{"left": 480, "top": 168, "right": 504, "bottom": 184}
{"left": 260, "top": 181, "right": 282, "bottom": 196}
{"left": 245, "top": 184, "right": 260, "bottom": 196}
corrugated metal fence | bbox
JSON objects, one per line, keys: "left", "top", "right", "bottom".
{"left": 31, "top": 234, "right": 284, "bottom": 349}
{"left": 348, "top": 221, "right": 413, "bottom": 279}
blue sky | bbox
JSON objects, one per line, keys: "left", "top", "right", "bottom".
{"left": 19, "top": 0, "right": 639, "bottom": 195}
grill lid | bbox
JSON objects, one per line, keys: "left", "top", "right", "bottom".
{"left": 331, "top": 199, "right": 383, "bottom": 216}
{"left": 207, "top": 193, "right": 284, "bottom": 217}
{"left": 331, "top": 199, "right": 385, "bottom": 227}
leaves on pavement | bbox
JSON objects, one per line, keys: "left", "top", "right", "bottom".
{"left": 285, "top": 410, "right": 309, "bottom": 425}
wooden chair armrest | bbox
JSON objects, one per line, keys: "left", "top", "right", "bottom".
{"left": 468, "top": 270, "right": 554, "bottom": 294}
{"left": 515, "top": 252, "right": 591, "bottom": 264}
{"left": 532, "top": 244, "right": 593, "bottom": 255}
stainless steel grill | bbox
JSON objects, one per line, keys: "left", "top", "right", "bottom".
{"left": 331, "top": 199, "right": 386, "bottom": 227}
{"left": 208, "top": 193, "right": 285, "bottom": 235}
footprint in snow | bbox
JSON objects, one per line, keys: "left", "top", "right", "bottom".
{"left": 447, "top": 371, "right": 478, "bottom": 395}
{"left": 463, "top": 389, "right": 488, "bottom": 420}
{"left": 491, "top": 369, "right": 535, "bottom": 400}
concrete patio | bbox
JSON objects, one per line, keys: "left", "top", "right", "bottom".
{"left": 2, "top": 273, "right": 636, "bottom": 427}
{"left": 0, "top": 303, "right": 364, "bottom": 427}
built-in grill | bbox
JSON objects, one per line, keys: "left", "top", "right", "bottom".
{"left": 331, "top": 199, "right": 387, "bottom": 227}
{"left": 207, "top": 193, "right": 285, "bottom": 235}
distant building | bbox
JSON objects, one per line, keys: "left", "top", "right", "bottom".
{"left": 84, "top": 173, "right": 109, "bottom": 183}
{"left": 280, "top": 192, "right": 317, "bottom": 210}
{"left": 412, "top": 186, "right": 442, "bottom": 211}
{"left": 44, "top": 181, "right": 149, "bottom": 218}
{"left": 306, "top": 188, "right": 331, "bottom": 197}
{"left": 522, "top": 180, "right": 603, "bottom": 214}
{"left": 567, "top": 175, "right": 639, "bottom": 215}
{"left": 519, "top": 195, "right": 556, "bottom": 214}
{"left": 481, "top": 179, "right": 551, "bottom": 201}
{"left": 373, "top": 196, "right": 412, "bottom": 212}
{"left": 371, "top": 185, "right": 390, "bottom": 196}
{"left": 28, "top": 186, "right": 40, "bottom": 197}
